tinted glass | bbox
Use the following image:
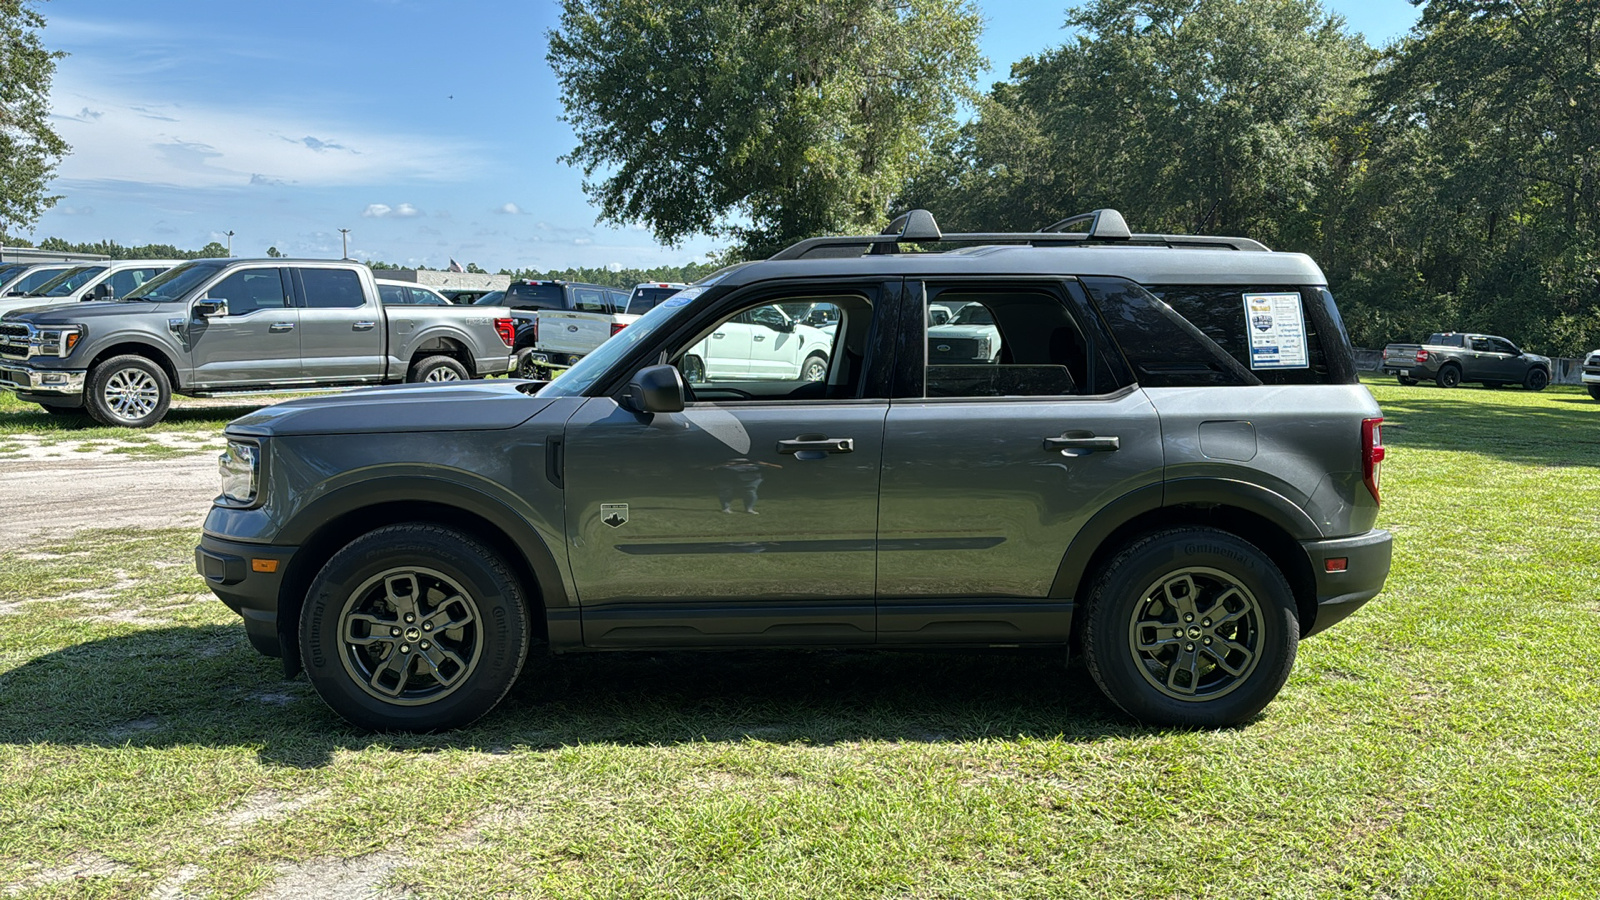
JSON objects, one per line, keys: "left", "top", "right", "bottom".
{"left": 1082, "top": 278, "right": 1257, "bottom": 388}
{"left": 1148, "top": 285, "right": 1342, "bottom": 385}
{"left": 105, "top": 268, "right": 163, "bottom": 298}
{"left": 627, "top": 287, "right": 683, "bottom": 314}
{"left": 923, "top": 290, "right": 1106, "bottom": 397}
{"left": 0, "top": 263, "right": 27, "bottom": 281}
{"left": 300, "top": 268, "right": 366, "bottom": 309}
{"left": 407, "top": 286, "right": 449, "bottom": 306}
{"left": 210, "top": 268, "right": 290, "bottom": 315}
{"left": 573, "top": 288, "right": 608, "bottom": 312}
{"left": 124, "top": 262, "right": 226, "bottom": 302}
{"left": 37, "top": 266, "right": 106, "bottom": 296}
{"left": 494, "top": 283, "right": 564, "bottom": 310}
{"left": 378, "top": 284, "right": 407, "bottom": 304}
{"left": 5, "top": 267, "right": 70, "bottom": 294}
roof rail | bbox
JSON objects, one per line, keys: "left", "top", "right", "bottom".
{"left": 768, "top": 209, "right": 1270, "bottom": 260}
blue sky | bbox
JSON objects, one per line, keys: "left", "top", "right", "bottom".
{"left": 29, "top": 0, "right": 1420, "bottom": 272}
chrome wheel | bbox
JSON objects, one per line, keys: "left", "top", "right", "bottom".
{"left": 1127, "top": 566, "right": 1263, "bottom": 702}
{"left": 337, "top": 567, "right": 483, "bottom": 706}
{"left": 802, "top": 355, "right": 827, "bottom": 382}
{"left": 424, "top": 366, "right": 462, "bottom": 382}
{"left": 103, "top": 367, "right": 161, "bottom": 422}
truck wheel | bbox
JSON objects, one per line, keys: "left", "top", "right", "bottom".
{"left": 1524, "top": 368, "right": 1550, "bottom": 391}
{"left": 85, "top": 355, "right": 171, "bottom": 428}
{"left": 1081, "top": 528, "right": 1298, "bottom": 727}
{"left": 514, "top": 349, "right": 547, "bottom": 380}
{"left": 408, "top": 355, "right": 468, "bottom": 383}
{"left": 801, "top": 353, "right": 828, "bottom": 383}
{"left": 1435, "top": 365, "right": 1462, "bottom": 388}
{"left": 299, "top": 524, "right": 532, "bottom": 732}
{"left": 680, "top": 355, "right": 706, "bottom": 384}
{"left": 1396, "top": 375, "right": 1418, "bottom": 386}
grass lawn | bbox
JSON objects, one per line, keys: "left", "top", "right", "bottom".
{"left": 1, "top": 379, "right": 1598, "bottom": 897}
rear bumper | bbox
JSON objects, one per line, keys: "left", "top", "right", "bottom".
{"left": 196, "top": 533, "right": 300, "bottom": 658}
{"left": 474, "top": 353, "right": 517, "bottom": 377}
{"left": 1299, "top": 529, "right": 1392, "bottom": 637}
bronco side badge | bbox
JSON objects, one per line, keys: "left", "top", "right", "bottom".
{"left": 601, "top": 503, "right": 629, "bottom": 528}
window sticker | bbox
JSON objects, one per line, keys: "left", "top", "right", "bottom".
{"left": 1241, "top": 292, "right": 1309, "bottom": 369}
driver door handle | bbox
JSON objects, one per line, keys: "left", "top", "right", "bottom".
{"left": 753, "top": 335, "right": 767, "bottom": 342}
{"left": 352, "top": 321, "right": 376, "bottom": 331}
{"left": 269, "top": 322, "right": 295, "bottom": 333}
{"left": 1044, "top": 434, "right": 1119, "bottom": 453}
{"left": 777, "top": 437, "right": 854, "bottom": 454}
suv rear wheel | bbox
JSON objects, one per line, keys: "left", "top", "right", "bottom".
{"left": 299, "top": 524, "right": 532, "bottom": 731}
{"left": 1082, "top": 528, "right": 1298, "bottom": 727}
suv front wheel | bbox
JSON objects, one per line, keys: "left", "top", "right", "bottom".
{"left": 1082, "top": 528, "right": 1298, "bottom": 727}
{"left": 299, "top": 524, "right": 532, "bottom": 731}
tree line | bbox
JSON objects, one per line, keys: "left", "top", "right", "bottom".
{"left": 551, "top": 0, "right": 1600, "bottom": 355}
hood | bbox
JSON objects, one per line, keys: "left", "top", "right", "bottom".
{"left": 227, "top": 380, "right": 555, "bottom": 437}
{"left": 3, "top": 300, "right": 174, "bottom": 324}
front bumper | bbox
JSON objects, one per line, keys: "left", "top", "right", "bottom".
{"left": 1299, "top": 528, "right": 1392, "bottom": 637}
{"left": 0, "top": 362, "right": 87, "bottom": 398}
{"left": 196, "top": 533, "right": 299, "bottom": 659}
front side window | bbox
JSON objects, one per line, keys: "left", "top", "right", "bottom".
{"left": 299, "top": 268, "right": 366, "bottom": 309}
{"left": 673, "top": 296, "right": 858, "bottom": 401}
{"left": 209, "top": 268, "right": 291, "bottom": 316}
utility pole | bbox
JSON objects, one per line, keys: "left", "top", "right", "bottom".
{"left": 225, "top": 230, "right": 235, "bottom": 257}
{"left": 338, "top": 228, "right": 351, "bottom": 259}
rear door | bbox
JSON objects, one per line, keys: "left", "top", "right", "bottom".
{"left": 294, "top": 266, "right": 384, "bottom": 381}
{"left": 875, "top": 279, "right": 1164, "bottom": 642}
{"left": 187, "top": 266, "right": 299, "bottom": 386}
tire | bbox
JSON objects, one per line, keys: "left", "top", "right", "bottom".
{"left": 514, "top": 348, "right": 548, "bottom": 380}
{"left": 1081, "top": 528, "right": 1299, "bottom": 727}
{"left": 1588, "top": 385, "right": 1600, "bottom": 401}
{"left": 1524, "top": 368, "right": 1550, "bottom": 391}
{"left": 801, "top": 352, "right": 828, "bottom": 383}
{"left": 1397, "top": 375, "right": 1418, "bottom": 386}
{"left": 298, "top": 524, "right": 532, "bottom": 731}
{"left": 1435, "top": 365, "right": 1462, "bottom": 388}
{"left": 407, "top": 355, "right": 469, "bottom": 383}
{"left": 680, "top": 354, "right": 706, "bottom": 384}
{"left": 85, "top": 354, "right": 172, "bottom": 428}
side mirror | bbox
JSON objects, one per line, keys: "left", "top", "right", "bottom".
{"left": 622, "top": 364, "right": 685, "bottom": 414}
{"left": 193, "top": 298, "right": 228, "bottom": 318}
{"left": 92, "top": 283, "right": 115, "bottom": 301}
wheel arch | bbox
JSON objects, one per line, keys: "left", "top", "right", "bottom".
{"left": 1052, "top": 481, "right": 1321, "bottom": 642}
{"left": 406, "top": 330, "right": 472, "bottom": 369}
{"left": 87, "top": 341, "right": 182, "bottom": 390}
{"left": 273, "top": 482, "right": 569, "bottom": 677}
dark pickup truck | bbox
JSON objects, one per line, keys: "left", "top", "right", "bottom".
{"left": 0, "top": 259, "right": 517, "bottom": 426}
{"left": 1381, "top": 332, "right": 1551, "bottom": 390}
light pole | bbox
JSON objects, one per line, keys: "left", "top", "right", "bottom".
{"left": 338, "top": 228, "right": 351, "bottom": 259}
{"left": 225, "top": 230, "right": 235, "bottom": 257}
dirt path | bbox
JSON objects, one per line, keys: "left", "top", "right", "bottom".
{"left": 0, "top": 452, "right": 219, "bottom": 549}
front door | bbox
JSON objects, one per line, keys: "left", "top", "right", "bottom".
{"left": 561, "top": 284, "right": 893, "bottom": 648}
{"left": 187, "top": 266, "right": 300, "bottom": 387}
{"left": 875, "top": 281, "right": 1165, "bottom": 641}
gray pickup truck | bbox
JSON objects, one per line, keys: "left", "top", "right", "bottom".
{"left": 198, "top": 208, "right": 1392, "bottom": 732}
{"left": 1381, "top": 332, "right": 1551, "bottom": 390}
{"left": 0, "top": 258, "right": 517, "bottom": 426}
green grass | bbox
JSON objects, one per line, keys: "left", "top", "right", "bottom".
{"left": 0, "top": 391, "right": 292, "bottom": 458}
{"left": 2, "top": 381, "right": 1599, "bottom": 897}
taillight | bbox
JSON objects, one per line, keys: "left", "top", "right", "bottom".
{"left": 1361, "top": 417, "right": 1385, "bottom": 504}
{"left": 1414, "top": 349, "right": 1428, "bottom": 363}
{"left": 493, "top": 317, "right": 515, "bottom": 347}
{"left": 610, "top": 321, "right": 627, "bottom": 337}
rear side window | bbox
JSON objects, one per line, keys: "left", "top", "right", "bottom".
{"left": 377, "top": 284, "right": 407, "bottom": 304}
{"left": 1147, "top": 285, "right": 1352, "bottom": 385}
{"left": 299, "top": 268, "right": 366, "bottom": 309}
{"left": 921, "top": 287, "right": 1120, "bottom": 397}
{"left": 1082, "top": 278, "right": 1258, "bottom": 388}
{"left": 573, "top": 287, "right": 608, "bottom": 312}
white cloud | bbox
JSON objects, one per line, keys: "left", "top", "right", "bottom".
{"left": 393, "top": 203, "right": 422, "bottom": 217}
{"left": 362, "top": 203, "right": 423, "bottom": 219}
{"left": 495, "top": 202, "right": 522, "bottom": 215}
{"left": 573, "top": 238, "right": 593, "bottom": 245}
{"left": 362, "top": 204, "right": 392, "bottom": 218}
{"left": 606, "top": 262, "right": 623, "bottom": 272}
{"left": 47, "top": 73, "right": 481, "bottom": 190}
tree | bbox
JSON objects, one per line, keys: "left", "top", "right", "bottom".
{"left": 198, "top": 241, "right": 228, "bottom": 258}
{"left": 548, "top": 0, "right": 984, "bottom": 259}
{"left": 0, "top": 1, "right": 69, "bottom": 234}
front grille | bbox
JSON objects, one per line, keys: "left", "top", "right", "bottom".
{"left": 0, "top": 324, "right": 31, "bottom": 360}
{"left": 928, "top": 337, "right": 984, "bottom": 362}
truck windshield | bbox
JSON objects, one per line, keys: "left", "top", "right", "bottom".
{"left": 539, "top": 292, "right": 702, "bottom": 398}
{"left": 33, "top": 265, "right": 106, "bottom": 296}
{"left": 123, "top": 262, "right": 228, "bottom": 302}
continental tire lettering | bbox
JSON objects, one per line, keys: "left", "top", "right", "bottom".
{"left": 1184, "top": 543, "right": 1252, "bottom": 567}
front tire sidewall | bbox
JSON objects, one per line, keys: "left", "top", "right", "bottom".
{"left": 407, "top": 355, "right": 469, "bottom": 383}
{"left": 86, "top": 355, "right": 172, "bottom": 428}
{"left": 299, "top": 525, "right": 530, "bottom": 731}
{"left": 1435, "top": 366, "right": 1461, "bottom": 388}
{"left": 1083, "top": 529, "right": 1298, "bottom": 727}
{"left": 1525, "top": 368, "right": 1549, "bottom": 391}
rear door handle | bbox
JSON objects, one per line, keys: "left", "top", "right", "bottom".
{"left": 777, "top": 437, "right": 854, "bottom": 455}
{"left": 352, "top": 321, "right": 376, "bottom": 331}
{"left": 1044, "top": 434, "right": 1119, "bottom": 453}
{"left": 269, "top": 322, "right": 295, "bottom": 333}
{"left": 753, "top": 335, "right": 766, "bottom": 342}
{"left": 712, "top": 332, "right": 726, "bottom": 339}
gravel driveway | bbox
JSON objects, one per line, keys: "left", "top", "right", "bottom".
{"left": 0, "top": 452, "right": 219, "bottom": 549}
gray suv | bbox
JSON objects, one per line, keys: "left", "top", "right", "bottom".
{"left": 198, "top": 210, "right": 1392, "bottom": 731}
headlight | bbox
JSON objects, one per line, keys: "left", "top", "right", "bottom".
{"left": 33, "top": 326, "right": 84, "bottom": 357}
{"left": 973, "top": 336, "right": 990, "bottom": 358}
{"left": 219, "top": 440, "right": 259, "bottom": 505}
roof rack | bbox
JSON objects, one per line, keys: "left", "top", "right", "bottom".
{"left": 767, "top": 208, "right": 1270, "bottom": 260}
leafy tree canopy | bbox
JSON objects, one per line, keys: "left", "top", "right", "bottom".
{"left": 0, "top": 0, "right": 68, "bottom": 234}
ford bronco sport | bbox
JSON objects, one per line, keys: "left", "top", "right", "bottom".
{"left": 197, "top": 209, "right": 1392, "bottom": 731}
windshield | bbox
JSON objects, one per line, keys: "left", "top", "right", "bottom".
{"left": 123, "top": 262, "right": 228, "bottom": 302}
{"left": 539, "top": 289, "right": 704, "bottom": 397}
{"left": 34, "top": 265, "right": 106, "bottom": 296}
{"left": 4, "top": 267, "right": 69, "bottom": 295}
{"left": 0, "top": 263, "right": 27, "bottom": 282}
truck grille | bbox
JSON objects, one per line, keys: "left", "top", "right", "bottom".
{"left": 0, "top": 324, "right": 31, "bottom": 360}
{"left": 928, "top": 337, "right": 985, "bottom": 362}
